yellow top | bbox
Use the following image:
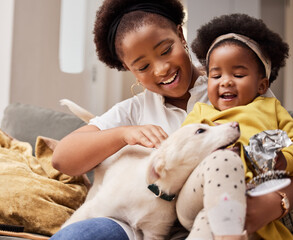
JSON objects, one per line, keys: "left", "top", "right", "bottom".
{"left": 183, "top": 96, "right": 293, "bottom": 239}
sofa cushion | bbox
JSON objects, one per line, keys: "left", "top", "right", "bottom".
{"left": 0, "top": 129, "right": 88, "bottom": 236}
{"left": 1, "top": 103, "right": 86, "bottom": 152}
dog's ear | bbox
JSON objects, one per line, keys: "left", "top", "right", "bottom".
{"left": 146, "top": 156, "right": 166, "bottom": 184}
{"left": 147, "top": 163, "right": 160, "bottom": 184}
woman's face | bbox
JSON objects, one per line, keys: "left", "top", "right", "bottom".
{"left": 207, "top": 44, "right": 268, "bottom": 111}
{"left": 119, "top": 24, "right": 195, "bottom": 99}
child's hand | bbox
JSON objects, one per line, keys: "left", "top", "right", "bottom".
{"left": 274, "top": 151, "right": 287, "bottom": 171}
{"left": 122, "top": 125, "right": 168, "bottom": 149}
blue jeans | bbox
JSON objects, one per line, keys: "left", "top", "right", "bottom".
{"left": 49, "top": 218, "right": 129, "bottom": 240}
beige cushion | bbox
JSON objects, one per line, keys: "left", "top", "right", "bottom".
{"left": 0, "top": 129, "right": 88, "bottom": 236}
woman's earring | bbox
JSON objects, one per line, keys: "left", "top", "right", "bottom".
{"left": 184, "top": 43, "right": 192, "bottom": 62}
{"left": 131, "top": 79, "right": 145, "bottom": 96}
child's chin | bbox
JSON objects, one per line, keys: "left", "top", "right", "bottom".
{"left": 218, "top": 102, "right": 237, "bottom": 111}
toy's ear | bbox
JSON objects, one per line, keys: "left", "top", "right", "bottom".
{"left": 146, "top": 156, "right": 166, "bottom": 184}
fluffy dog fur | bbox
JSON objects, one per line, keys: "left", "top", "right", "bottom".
{"left": 60, "top": 99, "right": 240, "bottom": 240}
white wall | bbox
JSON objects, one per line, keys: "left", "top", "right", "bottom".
{"left": 260, "top": 0, "right": 286, "bottom": 104}
{"left": 0, "top": 0, "right": 14, "bottom": 122}
{"left": 5, "top": 0, "right": 134, "bottom": 118}
{"left": 284, "top": 1, "right": 293, "bottom": 110}
{"left": 186, "top": 0, "right": 261, "bottom": 47}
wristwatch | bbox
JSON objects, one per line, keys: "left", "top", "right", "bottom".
{"left": 277, "top": 191, "right": 290, "bottom": 219}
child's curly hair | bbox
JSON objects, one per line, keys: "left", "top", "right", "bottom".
{"left": 191, "top": 13, "right": 289, "bottom": 84}
{"left": 94, "top": 0, "right": 185, "bottom": 71}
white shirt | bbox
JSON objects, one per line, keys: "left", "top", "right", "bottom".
{"left": 89, "top": 75, "right": 209, "bottom": 135}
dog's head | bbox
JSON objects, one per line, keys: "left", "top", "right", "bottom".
{"left": 146, "top": 122, "right": 240, "bottom": 197}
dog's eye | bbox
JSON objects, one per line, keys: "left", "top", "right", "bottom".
{"left": 195, "top": 128, "right": 206, "bottom": 134}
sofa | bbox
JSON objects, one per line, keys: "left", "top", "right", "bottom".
{"left": 0, "top": 102, "right": 92, "bottom": 240}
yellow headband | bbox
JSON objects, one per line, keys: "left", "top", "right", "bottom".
{"left": 206, "top": 33, "right": 271, "bottom": 79}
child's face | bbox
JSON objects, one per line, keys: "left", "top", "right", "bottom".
{"left": 120, "top": 24, "right": 195, "bottom": 99}
{"left": 207, "top": 44, "right": 268, "bottom": 111}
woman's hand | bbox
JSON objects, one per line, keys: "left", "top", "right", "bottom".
{"left": 246, "top": 176, "right": 293, "bottom": 234}
{"left": 122, "top": 125, "right": 168, "bottom": 149}
{"left": 52, "top": 124, "right": 168, "bottom": 175}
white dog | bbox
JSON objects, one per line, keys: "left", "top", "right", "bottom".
{"left": 60, "top": 99, "right": 240, "bottom": 240}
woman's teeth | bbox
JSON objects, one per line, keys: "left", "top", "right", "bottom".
{"left": 161, "top": 72, "right": 178, "bottom": 85}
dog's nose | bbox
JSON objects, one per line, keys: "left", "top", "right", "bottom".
{"left": 231, "top": 122, "right": 240, "bottom": 131}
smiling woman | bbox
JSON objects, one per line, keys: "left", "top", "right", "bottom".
{"left": 50, "top": 0, "right": 209, "bottom": 239}
{"left": 119, "top": 24, "right": 194, "bottom": 105}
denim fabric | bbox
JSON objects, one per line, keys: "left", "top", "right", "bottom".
{"left": 50, "top": 218, "right": 129, "bottom": 240}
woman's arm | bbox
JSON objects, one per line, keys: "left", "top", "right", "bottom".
{"left": 245, "top": 176, "right": 293, "bottom": 233}
{"left": 52, "top": 124, "right": 167, "bottom": 176}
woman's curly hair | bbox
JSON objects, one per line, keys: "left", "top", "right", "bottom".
{"left": 191, "top": 13, "right": 289, "bottom": 84}
{"left": 94, "top": 0, "right": 185, "bottom": 71}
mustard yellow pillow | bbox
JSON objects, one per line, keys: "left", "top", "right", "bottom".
{"left": 0, "top": 129, "right": 88, "bottom": 236}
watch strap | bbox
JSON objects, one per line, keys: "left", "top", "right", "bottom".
{"left": 277, "top": 191, "right": 290, "bottom": 219}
